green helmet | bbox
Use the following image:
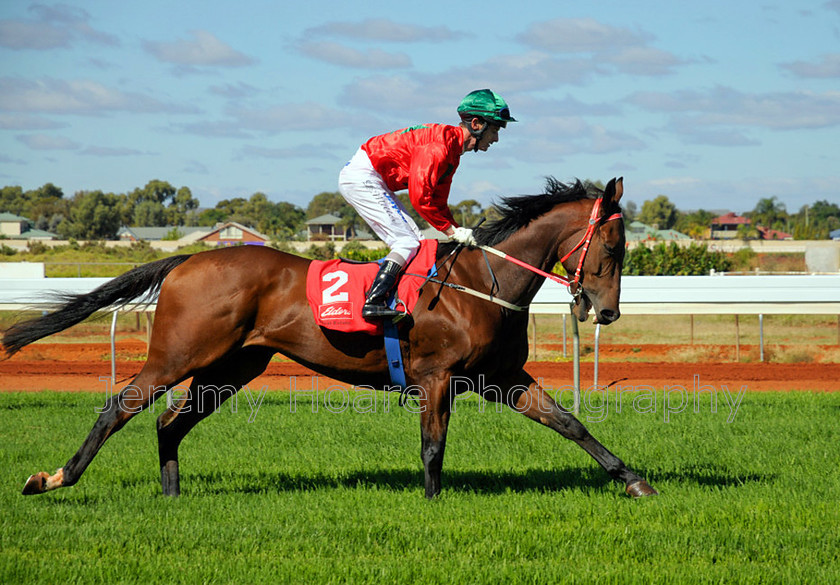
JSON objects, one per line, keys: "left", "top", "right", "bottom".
{"left": 457, "top": 89, "right": 516, "bottom": 128}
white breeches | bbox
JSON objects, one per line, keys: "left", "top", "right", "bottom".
{"left": 338, "top": 148, "right": 422, "bottom": 265}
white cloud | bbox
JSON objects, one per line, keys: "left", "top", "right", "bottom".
{"left": 0, "top": 3, "right": 118, "bottom": 50}
{"left": 305, "top": 18, "right": 460, "bottom": 42}
{"left": 143, "top": 30, "right": 255, "bottom": 67}
{"left": 209, "top": 82, "right": 260, "bottom": 98}
{"left": 515, "top": 18, "right": 685, "bottom": 76}
{"left": 630, "top": 86, "right": 840, "bottom": 131}
{"left": 516, "top": 18, "right": 650, "bottom": 53}
{"left": 237, "top": 143, "right": 341, "bottom": 160}
{"left": 602, "top": 46, "right": 686, "bottom": 76}
{"left": 16, "top": 133, "right": 80, "bottom": 150}
{"left": 170, "top": 120, "right": 254, "bottom": 139}
{"left": 298, "top": 41, "right": 411, "bottom": 69}
{"left": 230, "top": 102, "right": 366, "bottom": 132}
{"left": 0, "top": 113, "right": 65, "bottom": 130}
{"left": 780, "top": 54, "right": 840, "bottom": 78}
{"left": 79, "top": 146, "right": 147, "bottom": 157}
{"left": 0, "top": 19, "right": 69, "bottom": 49}
{"left": 0, "top": 77, "right": 196, "bottom": 115}
{"left": 506, "top": 120, "right": 646, "bottom": 164}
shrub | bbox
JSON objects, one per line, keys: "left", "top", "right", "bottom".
{"left": 339, "top": 242, "right": 388, "bottom": 262}
{"left": 623, "top": 242, "right": 731, "bottom": 275}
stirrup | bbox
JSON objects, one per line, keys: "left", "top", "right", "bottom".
{"left": 361, "top": 302, "right": 400, "bottom": 319}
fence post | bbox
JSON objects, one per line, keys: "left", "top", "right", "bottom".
{"left": 759, "top": 314, "right": 764, "bottom": 362}
{"left": 594, "top": 323, "right": 601, "bottom": 390}
{"left": 110, "top": 310, "right": 119, "bottom": 387}
{"left": 690, "top": 315, "right": 694, "bottom": 345}
{"left": 562, "top": 313, "right": 567, "bottom": 358}
{"left": 531, "top": 314, "right": 537, "bottom": 360}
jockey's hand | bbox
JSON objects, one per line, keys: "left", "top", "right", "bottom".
{"left": 450, "top": 226, "right": 477, "bottom": 247}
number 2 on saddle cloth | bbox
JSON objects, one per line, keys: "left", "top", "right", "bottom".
{"left": 305, "top": 239, "right": 439, "bottom": 336}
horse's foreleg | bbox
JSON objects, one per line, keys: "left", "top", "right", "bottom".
{"left": 487, "top": 371, "right": 657, "bottom": 497}
{"left": 418, "top": 376, "right": 452, "bottom": 499}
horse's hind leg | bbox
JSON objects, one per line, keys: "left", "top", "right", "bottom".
{"left": 22, "top": 333, "right": 246, "bottom": 495}
{"left": 156, "top": 347, "right": 275, "bottom": 496}
{"left": 22, "top": 366, "right": 176, "bottom": 495}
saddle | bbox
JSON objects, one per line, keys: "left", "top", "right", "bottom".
{"left": 305, "top": 240, "right": 439, "bottom": 334}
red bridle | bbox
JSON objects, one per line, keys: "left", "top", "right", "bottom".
{"left": 479, "top": 196, "right": 623, "bottom": 297}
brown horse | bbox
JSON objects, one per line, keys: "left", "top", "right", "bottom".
{"left": 3, "top": 177, "right": 657, "bottom": 499}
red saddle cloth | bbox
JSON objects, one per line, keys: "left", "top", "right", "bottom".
{"left": 306, "top": 239, "right": 439, "bottom": 334}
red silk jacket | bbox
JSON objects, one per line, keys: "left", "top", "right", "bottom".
{"left": 361, "top": 124, "right": 463, "bottom": 232}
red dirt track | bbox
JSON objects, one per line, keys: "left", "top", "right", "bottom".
{"left": 1, "top": 339, "right": 838, "bottom": 393}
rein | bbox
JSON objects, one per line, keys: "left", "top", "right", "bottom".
{"left": 480, "top": 196, "right": 622, "bottom": 299}
{"left": 410, "top": 196, "right": 622, "bottom": 312}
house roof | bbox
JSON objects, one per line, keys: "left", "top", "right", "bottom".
{"left": 0, "top": 212, "right": 28, "bottom": 222}
{"left": 0, "top": 213, "right": 57, "bottom": 238}
{"left": 118, "top": 226, "right": 211, "bottom": 241}
{"left": 197, "top": 221, "right": 269, "bottom": 241}
{"left": 711, "top": 212, "right": 750, "bottom": 225}
{"left": 625, "top": 221, "right": 690, "bottom": 241}
{"left": 306, "top": 213, "right": 342, "bottom": 225}
{"left": 757, "top": 226, "right": 793, "bottom": 240}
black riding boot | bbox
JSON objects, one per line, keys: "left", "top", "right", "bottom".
{"left": 362, "top": 260, "right": 402, "bottom": 319}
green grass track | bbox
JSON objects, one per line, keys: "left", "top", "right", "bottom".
{"left": 1, "top": 391, "right": 838, "bottom": 584}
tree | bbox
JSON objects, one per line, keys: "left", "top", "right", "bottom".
{"left": 121, "top": 180, "right": 178, "bottom": 227}
{"left": 747, "top": 197, "right": 787, "bottom": 230}
{"left": 166, "top": 186, "right": 199, "bottom": 226}
{"left": 674, "top": 209, "right": 714, "bottom": 240}
{"left": 638, "top": 195, "right": 677, "bottom": 229}
{"left": 736, "top": 223, "right": 760, "bottom": 240}
{"left": 450, "top": 199, "right": 483, "bottom": 227}
{"left": 133, "top": 200, "right": 166, "bottom": 226}
{"left": 271, "top": 201, "right": 306, "bottom": 239}
{"left": 57, "top": 190, "right": 121, "bottom": 239}
{"left": 0, "top": 185, "right": 24, "bottom": 214}
{"left": 306, "top": 191, "right": 352, "bottom": 219}
{"left": 0, "top": 184, "right": 68, "bottom": 231}
{"left": 197, "top": 208, "right": 227, "bottom": 226}
{"left": 622, "top": 201, "right": 638, "bottom": 223}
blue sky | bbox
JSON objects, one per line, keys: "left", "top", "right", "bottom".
{"left": 1, "top": 1, "right": 838, "bottom": 214}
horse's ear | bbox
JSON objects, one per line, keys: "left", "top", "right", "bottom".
{"left": 604, "top": 177, "right": 623, "bottom": 205}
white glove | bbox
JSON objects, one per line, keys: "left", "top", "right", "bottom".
{"left": 450, "top": 226, "right": 477, "bottom": 247}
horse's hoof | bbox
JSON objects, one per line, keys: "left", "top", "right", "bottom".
{"left": 22, "top": 472, "right": 49, "bottom": 495}
{"left": 626, "top": 480, "right": 658, "bottom": 498}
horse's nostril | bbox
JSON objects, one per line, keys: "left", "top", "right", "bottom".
{"left": 599, "top": 309, "right": 619, "bottom": 323}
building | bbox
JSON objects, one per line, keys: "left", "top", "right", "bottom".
{"left": 196, "top": 221, "right": 270, "bottom": 245}
{"left": 757, "top": 226, "right": 793, "bottom": 240}
{"left": 0, "top": 212, "right": 57, "bottom": 240}
{"left": 117, "top": 226, "right": 211, "bottom": 242}
{"left": 625, "top": 220, "right": 690, "bottom": 242}
{"left": 710, "top": 212, "right": 751, "bottom": 239}
{"left": 305, "top": 214, "right": 348, "bottom": 241}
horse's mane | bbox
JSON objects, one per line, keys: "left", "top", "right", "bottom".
{"left": 472, "top": 177, "right": 605, "bottom": 247}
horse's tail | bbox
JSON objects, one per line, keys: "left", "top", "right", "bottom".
{"left": 2, "top": 254, "right": 192, "bottom": 359}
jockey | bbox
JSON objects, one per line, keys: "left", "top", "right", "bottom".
{"left": 339, "top": 88, "right": 516, "bottom": 319}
